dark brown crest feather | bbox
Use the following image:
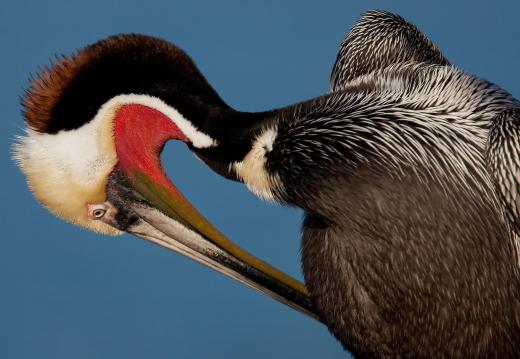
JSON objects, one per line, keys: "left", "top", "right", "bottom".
{"left": 22, "top": 34, "right": 227, "bottom": 134}
{"left": 22, "top": 48, "right": 90, "bottom": 132}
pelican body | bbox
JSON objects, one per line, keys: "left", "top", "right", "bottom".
{"left": 15, "top": 10, "right": 520, "bottom": 358}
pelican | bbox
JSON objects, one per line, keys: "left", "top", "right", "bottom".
{"left": 14, "top": 10, "right": 520, "bottom": 357}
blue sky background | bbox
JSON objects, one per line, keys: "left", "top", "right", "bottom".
{"left": 1, "top": 1, "right": 519, "bottom": 358}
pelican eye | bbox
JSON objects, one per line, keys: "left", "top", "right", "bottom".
{"left": 87, "top": 204, "right": 108, "bottom": 220}
{"left": 93, "top": 208, "right": 106, "bottom": 218}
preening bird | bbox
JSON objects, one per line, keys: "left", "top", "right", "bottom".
{"left": 14, "top": 10, "right": 520, "bottom": 358}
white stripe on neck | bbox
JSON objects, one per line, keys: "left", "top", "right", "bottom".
{"left": 97, "top": 94, "right": 216, "bottom": 148}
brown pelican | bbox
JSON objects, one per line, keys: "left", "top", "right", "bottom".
{"left": 14, "top": 10, "right": 520, "bottom": 357}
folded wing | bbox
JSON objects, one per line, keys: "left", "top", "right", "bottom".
{"left": 330, "top": 10, "right": 449, "bottom": 92}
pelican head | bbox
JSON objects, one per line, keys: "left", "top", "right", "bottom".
{"left": 14, "top": 34, "right": 314, "bottom": 319}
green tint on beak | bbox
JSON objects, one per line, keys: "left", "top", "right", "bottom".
{"left": 105, "top": 103, "right": 318, "bottom": 320}
{"left": 104, "top": 166, "right": 318, "bottom": 320}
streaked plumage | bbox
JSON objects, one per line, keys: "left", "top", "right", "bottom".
{"left": 14, "top": 9, "right": 520, "bottom": 358}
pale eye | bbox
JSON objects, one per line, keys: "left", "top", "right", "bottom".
{"left": 93, "top": 208, "right": 106, "bottom": 219}
{"left": 87, "top": 204, "right": 108, "bottom": 220}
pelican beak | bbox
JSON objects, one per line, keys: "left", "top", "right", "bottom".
{"left": 88, "top": 103, "right": 317, "bottom": 320}
{"left": 97, "top": 165, "right": 317, "bottom": 320}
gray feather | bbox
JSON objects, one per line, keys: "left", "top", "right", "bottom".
{"left": 330, "top": 10, "right": 449, "bottom": 92}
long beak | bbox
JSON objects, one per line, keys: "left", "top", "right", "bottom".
{"left": 101, "top": 166, "right": 318, "bottom": 321}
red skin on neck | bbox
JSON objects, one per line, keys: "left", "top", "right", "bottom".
{"left": 113, "top": 104, "right": 187, "bottom": 192}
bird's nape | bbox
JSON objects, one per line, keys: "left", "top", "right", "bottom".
{"left": 14, "top": 32, "right": 317, "bottom": 321}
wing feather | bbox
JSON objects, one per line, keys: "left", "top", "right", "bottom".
{"left": 330, "top": 10, "right": 449, "bottom": 92}
{"left": 487, "top": 108, "right": 520, "bottom": 233}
